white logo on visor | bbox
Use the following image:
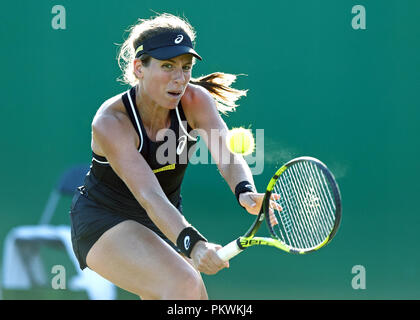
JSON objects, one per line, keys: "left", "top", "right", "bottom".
{"left": 174, "top": 35, "right": 183, "bottom": 44}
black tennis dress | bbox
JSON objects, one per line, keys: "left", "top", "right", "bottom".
{"left": 69, "top": 86, "right": 198, "bottom": 270}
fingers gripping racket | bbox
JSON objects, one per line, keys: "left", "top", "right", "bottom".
{"left": 217, "top": 156, "right": 342, "bottom": 261}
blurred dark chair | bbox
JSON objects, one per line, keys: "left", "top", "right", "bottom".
{"left": 38, "top": 164, "right": 91, "bottom": 225}
{"left": 1, "top": 164, "right": 117, "bottom": 300}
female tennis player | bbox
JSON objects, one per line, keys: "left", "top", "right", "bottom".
{"left": 69, "top": 13, "right": 265, "bottom": 300}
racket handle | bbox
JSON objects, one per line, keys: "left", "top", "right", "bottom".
{"left": 217, "top": 239, "right": 243, "bottom": 262}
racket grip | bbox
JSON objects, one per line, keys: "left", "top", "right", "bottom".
{"left": 217, "top": 239, "right": 243, "bottom": 262}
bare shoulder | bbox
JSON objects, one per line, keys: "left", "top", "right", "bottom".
{"left": 181, "top": 83, "right": 219, "bottom": 129}
{"left": 91, "top": 92, "right": 138, "bottom": 155}
{"left": 93, "top": 92, "right": 125, "bottom": 124}
{"left": 182, "top": 83, "right": 214, "bottom": 107}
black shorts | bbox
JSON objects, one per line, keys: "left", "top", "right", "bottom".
{"left": 69, "top": 183, "right": 182, "bottom": 270}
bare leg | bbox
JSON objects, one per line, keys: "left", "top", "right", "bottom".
{"left": 86, "top": 220, "right": 208, "bottom": 300}
{"left": 180, "top": 255, "right": 209, "bottom": 300}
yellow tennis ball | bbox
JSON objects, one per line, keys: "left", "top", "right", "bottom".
{"left": 226, "top": 127, "right": 255, "bottom": 155}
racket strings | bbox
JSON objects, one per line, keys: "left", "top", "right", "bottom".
{"left": 274, "top": 183, "right": 306, "bottom": 249}
{"left": 294, "top": 161, "right": 335, "bottom": 245}
{"left": 295, "top": 162, "right": 333, "bottom": 240}
{"left": 271, "top": 161, "right": 336, "bottom": 250}
{"left": 277, "top": 175, "right": 321, "bottom": 248}
{"left": 291, "top": 162, "right": 334, "bottom": 244}
{"left": 275, "top": 179, "right": 319, "bottom": 249}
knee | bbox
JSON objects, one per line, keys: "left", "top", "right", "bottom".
{"left": 163, "top": 268, "right": 206, "bottom": 300}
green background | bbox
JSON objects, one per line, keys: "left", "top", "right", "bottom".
{"left": 1, "top": 0, "right": 419, "bottom": 299}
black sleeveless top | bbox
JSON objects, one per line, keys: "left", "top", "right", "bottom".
{"left": 84, "top": 86, "right": 198, "bottom": 215}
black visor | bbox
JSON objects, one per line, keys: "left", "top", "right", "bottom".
{"left": 135, "top": 31, "right": 202, "bottom": 61}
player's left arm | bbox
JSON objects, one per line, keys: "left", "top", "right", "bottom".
{"left": 182, "top": 84, "right": 263, "bottom": 214}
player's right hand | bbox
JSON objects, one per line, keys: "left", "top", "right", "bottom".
{"left": 190, "top": 241, "right": 229, "bottom": 275}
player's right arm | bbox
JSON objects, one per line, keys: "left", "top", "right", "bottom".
{"left": 92, "top": 110, "right": 188, "bottom": 244}
{"left": 91, "top": 108, "right": 227, "bottom": 274}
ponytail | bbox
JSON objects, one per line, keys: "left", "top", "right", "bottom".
{"left": 190, "top": 72, "right": 248, "bottom": 115}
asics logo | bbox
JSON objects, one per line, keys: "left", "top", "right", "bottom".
{"left": 184, "top": 236, "right": 190, "bottom": 250}
{"left": 174, "top": 35, "right": 183, "bottom": 44}
{"left": 177, "top": 135, "right": 187, "bottom": 155}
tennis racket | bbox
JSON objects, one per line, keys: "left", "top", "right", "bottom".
{"left": 217, "top": 156, "right": 342, "bottom": 261}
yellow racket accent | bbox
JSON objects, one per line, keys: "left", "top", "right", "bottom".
{"left": 267, "top": 166, "right": 287, "bottom": 191}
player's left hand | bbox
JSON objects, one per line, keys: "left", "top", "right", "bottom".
{"left": 239, "top": 192, "right": 281, "bottom": 225}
